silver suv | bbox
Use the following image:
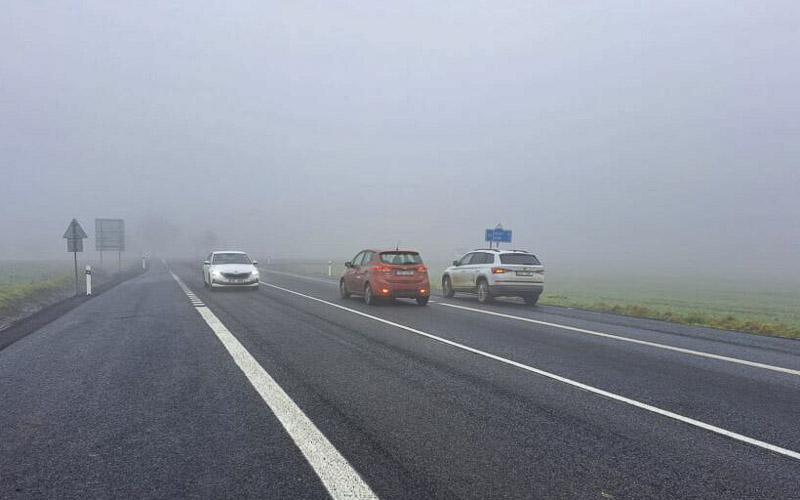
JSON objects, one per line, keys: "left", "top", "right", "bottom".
{"left": 441, "top": 249, "right": 544, "bottom": 305}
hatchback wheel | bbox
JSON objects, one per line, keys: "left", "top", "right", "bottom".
{"left": 442, "top": 276, "right": 455, "bottom": 298}
{"left": 416, "top": 296, "right": 429, "bottom": 306}
{"left": 477, "top": 280, "right": 491, "bottom": 303}
{"left": 339, "top": 279, "right": 350, "bottom": 299}
{"left": 364, "top": 283, "right": 375, "bottom": 305}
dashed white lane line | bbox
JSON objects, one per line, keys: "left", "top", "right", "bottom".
{"left": 170, "top": 272, "right": 378, "bottom": 500}
{"left": 436, "top": 302, "right": 800, "bottom": 377}
{"left": 259, "top": 280, "right": 800, "bottom": 462}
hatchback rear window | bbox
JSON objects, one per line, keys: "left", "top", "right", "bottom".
{"left": 380, "top": 252, "right": 423, "bottom": 264}
{"left": 499, "top": 254, "right": 541, "bottom": 265}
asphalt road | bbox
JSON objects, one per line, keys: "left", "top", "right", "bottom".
{"left": 2, "top": 260, "right": 799, "bottom": 499}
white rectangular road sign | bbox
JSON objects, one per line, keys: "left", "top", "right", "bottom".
{"left": 95, "top": 218, "right": 125, "bottom": 251}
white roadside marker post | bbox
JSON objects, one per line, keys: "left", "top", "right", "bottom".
{"left": 85, "top": 265, "right": 92, "bottom": 296}
{"left": 142, "top": 254, "right": 147, "bottom": 270}
{"left": 328, "top": 260, "right": 332, "bottom": 277}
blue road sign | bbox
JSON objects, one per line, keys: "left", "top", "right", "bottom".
{"left": 485, "top": 228, "right": 512, "bottom": 243}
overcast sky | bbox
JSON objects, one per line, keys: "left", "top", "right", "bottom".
{"left": 2, "top": 1, "right": 798, "bottom": 280}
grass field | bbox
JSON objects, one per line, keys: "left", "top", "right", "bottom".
{"left": 0, "top": 261, "right": 74, "bottom": 319}
{"left": 264, "top": 259, "right": 800, "bottom": 341}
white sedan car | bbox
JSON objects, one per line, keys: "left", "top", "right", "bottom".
{"left": 203, "top": 251, "right": 260, "bottom": 290}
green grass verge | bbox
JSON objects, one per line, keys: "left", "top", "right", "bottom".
{"left": 0, "top": 261, "right": 75, "bottom": 318}
{"left": 264, "top": 259, "right": 800, "bottom": 341}
{"left": 0, "top": 276, "right": 73, "bottom": 317}
{"left": 539, "top": 294, "right": 800, "bottom": 340}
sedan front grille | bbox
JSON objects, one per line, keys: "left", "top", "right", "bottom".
{"left": 222, "top": 272, "right": 251, "bottom": 279}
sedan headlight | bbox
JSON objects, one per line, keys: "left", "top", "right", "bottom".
{"left": 211, "top": 270, "right": 222, "bottom": 277}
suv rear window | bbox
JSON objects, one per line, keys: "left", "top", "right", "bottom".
{"left": 380, "top": 252, "right": 422, "bottom": 264}
{"left": 499, "top": 254, "right": 541, "bottom": 265}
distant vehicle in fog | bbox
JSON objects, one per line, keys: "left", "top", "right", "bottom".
{"left": 203, "top": 251, "right": 259, "bottom": 290}
{"left": 340, "top": 249, "right": 430, "bottom": 306}
{"left": 442, "top": 249, "right": 544, "bottom": 305}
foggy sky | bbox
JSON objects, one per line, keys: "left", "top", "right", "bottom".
{"left": 2, "top": 1, "right": 799, "bottom": 280}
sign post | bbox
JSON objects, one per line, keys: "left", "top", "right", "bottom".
{"left": 95, "top": 218, "right": 125, "bottom": 270}
{"left": 63, "top": 218, "right": 88, "bottom": 295}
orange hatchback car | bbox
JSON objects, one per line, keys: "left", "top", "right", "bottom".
{"left": 340, "top": 249, "right": 430, "bottom": 306}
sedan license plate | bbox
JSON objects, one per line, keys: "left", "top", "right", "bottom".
{"left": 396, "top": 270, "right": 415, "bottom": 276}
{"left": 231, "top": 278, "right": 247, "bottom": 283}
{"left": 516, "top": 271, "right": 533, "bottom": 276}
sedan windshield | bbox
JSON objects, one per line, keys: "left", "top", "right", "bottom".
{"left": 213, "top": 253, "right": 252, "bottom": 265}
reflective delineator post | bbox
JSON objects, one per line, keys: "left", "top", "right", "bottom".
{"left": 85, "top": 265, "right": 92, "bottom": 296}
{"left": 328, "top": 260, "right": 332, "bottom": 277}
{"left": 142, "top": 255, "right": 147, "bottom": 270}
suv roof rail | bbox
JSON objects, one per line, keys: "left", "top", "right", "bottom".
{"left": 472, "top": 248, "right": 501, "bottom": 252}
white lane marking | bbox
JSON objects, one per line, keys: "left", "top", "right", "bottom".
{"left": 261, "top": 268, "right": 339, "bottom": 285}
{"left": 436, "top": 302, "right": 800, "bottom": 377}
{"left": 262, "top": 270, "right": 800, "bottom": 377}
{"left": 170, "top": 272, "right": 378, "bottom": 499}
{"left": 259, "top": 280, "right": 800, "bottom": 462}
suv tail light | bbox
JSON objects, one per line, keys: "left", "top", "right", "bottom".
{"left": 417, "top": 266, "right": 427, "bottom": 273}
{"left": 491, "top": 267, "right": 511, "bottom": 274}
{"left": 534, "top": 269, "right": 545, "bottom": 275}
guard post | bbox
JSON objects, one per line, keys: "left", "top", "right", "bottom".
{"left": 85, "top": 265, "right": 92, "bottom": 296}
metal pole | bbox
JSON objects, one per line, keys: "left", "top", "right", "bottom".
{"left": 118, "top": 251, "right": 121, "bottom": 271}
{"left": 73, "top": 251, "right": 79, "bottom": 295}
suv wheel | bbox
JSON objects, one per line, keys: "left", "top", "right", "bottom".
{"left": 364, "top": 283, "right": 375, "bottom": 305}
{"left": 477, "top": 280, "right": 491, "bottom": 303}
{"left": 339, "top": 279, "right": 350, "bottom": 299}
{"left": 442, "top": 276, "right": 455, "bottom": 298}
{"left": 523, "top": 294, "right": 540, "bottom": 306}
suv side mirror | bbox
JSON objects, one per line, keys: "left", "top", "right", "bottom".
{"left": 344, "top": 261, "right": 352, "bottom": 268}
{"left": 252, "top": 261, "right": 258, "bottom": 266}
{"left": 204, "top": 260, "right": 211, "bottom": 265}
{"left": 452, "top": 260, "right": 459, "bottom": 266}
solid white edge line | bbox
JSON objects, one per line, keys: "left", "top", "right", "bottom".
{"left": 170, "top": 272, "right": 378, "bottom": 500}
{"left": 259, "top": 280, "right": 800, "bottom": 462}
{"left": 436, "top": 302, "right": 800, "bottom": 377}
{"left": 262, "top": 269, "right": 800, "bottom": 377}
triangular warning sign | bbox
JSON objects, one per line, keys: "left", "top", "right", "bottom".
{"left": 63, "top": 218, "right": 88, "bottom": 239}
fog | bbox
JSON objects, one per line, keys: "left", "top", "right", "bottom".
{"left": 2, "top": 1, "right": 799, "bottom": 282}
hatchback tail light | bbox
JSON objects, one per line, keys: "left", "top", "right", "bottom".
{"left": 491, "top": 267, "right": 511, "bottom": 274}
{"left": 534, "top": 269, "right": 545, "bottom": 275}
{"left": 417, "top": 266, "right": 427, "bottom": 273}
{"left": 373, "top": 266, "right": 393, "bottom": 273}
